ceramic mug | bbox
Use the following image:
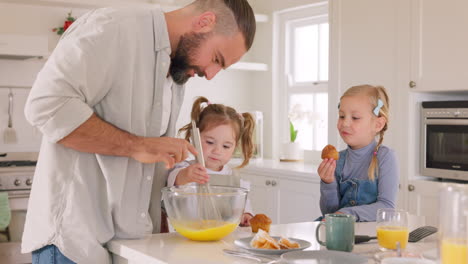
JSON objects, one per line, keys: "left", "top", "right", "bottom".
{"left": 315, "top": 213, "right": 355, "bottom": 252}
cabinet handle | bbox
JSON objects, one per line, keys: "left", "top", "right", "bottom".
{"left": 266, "top": 180, "right": 271, "bottom": 186}
{"left": 271, "top": 180, "right": 277, "bottom": 186}
{"left": 409, "top": 81, "right": 416, "bottom": 88}
{"left": 408, "top": 184, "right": 415, "bottom": 192}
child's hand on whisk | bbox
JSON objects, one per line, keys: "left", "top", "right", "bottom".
{"left": 175, "top": 163, "right": 210, "bottom": 186}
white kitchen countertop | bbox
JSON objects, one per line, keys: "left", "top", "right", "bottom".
{"left": 231, "top": 159, "right": 320, "bottom": 182}
{"left": 108, "top": 219, "right": 438, "bottom": 264}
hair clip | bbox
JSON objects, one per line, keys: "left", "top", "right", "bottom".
{"left": 373, "top": 99, "right": 384, "bottom": 116}
{"left": 200, "top": 102, "right": 210, "bottom": 110}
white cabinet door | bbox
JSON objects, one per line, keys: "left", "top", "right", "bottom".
{"left": 278, "top": 178, "right": 321, "bottom": 224}
{"left": 241, "top": 173, "right": 280, "bottom": 223}
{"left": 410, "top": 0, "right": 468, "bottom": 92}
{"left": 241, "top": 172, "right": 321, "bottom": 224}
{"left": 407, "top": 180, "right": 442, "bottom": 227}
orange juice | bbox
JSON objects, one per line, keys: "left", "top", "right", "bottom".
{"left": 441, "top": 238, "right": 468, "bottom": 264}
{"left": 171, "top": 220, "right": 238, "bottom": 241}
{"left": 377, "top": 226, "right": 409, "bottom": 250}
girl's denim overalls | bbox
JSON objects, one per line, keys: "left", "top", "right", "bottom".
{"left": 316, "top": 150, "right": 378, "bottom": 221}
{"left": 336, "top": 150, "right": 378, "bottom": 210}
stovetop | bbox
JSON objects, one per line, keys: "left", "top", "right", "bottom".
{"left": 0, "top": 152, "right": 37, "bottom": 191}
{"left": 0, "top": 160, "right": 37, "bottom": 167}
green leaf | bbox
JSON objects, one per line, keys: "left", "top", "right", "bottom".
{"left": 290, "top": 121, "right": 298, "bottom": 142}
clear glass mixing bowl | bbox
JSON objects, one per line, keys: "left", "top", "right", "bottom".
{"left": 161, "top": 184, "right": 248, "bottom": 241}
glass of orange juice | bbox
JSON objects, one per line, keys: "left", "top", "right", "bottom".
{"left": 376, "top": 208, "right": 409, "bottom": 251}
{"left": 439, "top": 185, "right": 468, "bottom": 264}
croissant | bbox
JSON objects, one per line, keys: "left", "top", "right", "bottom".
{"left": 250, "top": 229, "right": 280, "bottom": 249}
{"left": 278, "top": 237, "right": 300, "bottom": 249}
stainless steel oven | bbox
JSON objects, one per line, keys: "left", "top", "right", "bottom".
{"left": 421, "top": 101, "right": 468, "bottom": 181}
{"left": 0, "top": 152, "right": 37, "bottom": 264}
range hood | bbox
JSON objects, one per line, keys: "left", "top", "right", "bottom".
{"left": 0, "top": 34, "right": 48, "bottom": 60}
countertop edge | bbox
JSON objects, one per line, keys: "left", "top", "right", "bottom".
{"left": 108, "top": 239, "right": 167, "bottom": 264}
{"left": 231, "top": 159, "right": 321, "bottom": 183}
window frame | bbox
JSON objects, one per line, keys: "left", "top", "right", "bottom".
{"left": 272, "top": 1, "right": 329, "bottom": 163}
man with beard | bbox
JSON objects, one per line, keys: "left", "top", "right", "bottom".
{"left": 21, "top": 0, "right": 256, "bottom": 263}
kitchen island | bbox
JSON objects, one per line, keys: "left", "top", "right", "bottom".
{"left": 108, "top": 220, "right": 438, "bottom": 264}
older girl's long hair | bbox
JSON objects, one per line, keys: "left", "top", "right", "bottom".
{"left": 341, "top": 85, "right": 390, "bottom": 180}
{"left": 178, "top": 96, "right": 255, "bottom": 168}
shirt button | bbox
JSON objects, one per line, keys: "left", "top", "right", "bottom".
{"left": 141, "top": 212, "right": 146, "bottom": 218}
{"left": 350, "top": 200, "right": 356, "bottom": 206}
{"left": 146, "top": 176, "right": 152, "bottom": 181}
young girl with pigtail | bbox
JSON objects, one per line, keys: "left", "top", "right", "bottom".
{"left": 167, "top": 96, "right": 256, "bottom": 226}
{"left": 317, "top": 85, "right": 399, "bottom": 222}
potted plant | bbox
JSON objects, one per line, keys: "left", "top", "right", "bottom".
{"left": 281, "top": 120, "right": 303, "bottom": 161}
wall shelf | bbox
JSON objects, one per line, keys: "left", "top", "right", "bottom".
{"left": 229, "top": 62, "right": 268, "bottom": 72}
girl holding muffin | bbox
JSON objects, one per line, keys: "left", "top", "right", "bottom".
{"left": 317, "top": 85, "right": 399, "bottom": 222}
{"left": 166, "top": 96, "right": 256, "bottom": 226}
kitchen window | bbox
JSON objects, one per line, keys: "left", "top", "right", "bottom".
{"left": 273, "top": 1, "right": 329, "bottom": 161}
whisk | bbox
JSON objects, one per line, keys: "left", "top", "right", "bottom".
{"left": 191, "top": 120, "right": 222, "bottom": 222}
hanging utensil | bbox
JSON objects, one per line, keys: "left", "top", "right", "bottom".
{"left": 3, "top": 89, "right": 17, "bottom": 144}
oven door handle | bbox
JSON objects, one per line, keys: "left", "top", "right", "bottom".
{"left": 7, "top": 191, "right": 30, "bottom": 199}
{"left": 425, "top": 119, "right": 468, "bottom": 125}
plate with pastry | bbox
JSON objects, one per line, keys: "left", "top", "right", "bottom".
{"left": 234, "top": 229, "right": 311, "bottom": 255}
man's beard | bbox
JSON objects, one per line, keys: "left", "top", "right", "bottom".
{"left": 169, "top": 32, "right": 210, "bottom": 85}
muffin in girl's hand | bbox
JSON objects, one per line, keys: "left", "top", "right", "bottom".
{"left": 249, "top": 213, "right": 272, "bottom": 233}
{"left": 321, "top": 144, "right": 339, "bottom": 160}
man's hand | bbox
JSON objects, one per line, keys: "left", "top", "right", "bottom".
{"left": 58, "top": 114, "right": 196, "bottom": 168}
{"left": 174, "top": 163, "right": 210, "bottom": 185}
{"left": 131, "top": 137, "right": 197, "bottom": 169}
{"left": 317, "top": 158, "right": 336, "bottom": 184}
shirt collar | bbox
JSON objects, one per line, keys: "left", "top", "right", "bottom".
{"left": 152, "top": 7, "right": 171, "bottom": 54}
{"left": 347, "top": 141, "right": 377, "bottom": 161}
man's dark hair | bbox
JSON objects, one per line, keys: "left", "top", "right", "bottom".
{"left": 192, "top": 0, "right": 256, "bottom": 50}
{"left": 222, "top": 0, "right": 256, "bottom": 50}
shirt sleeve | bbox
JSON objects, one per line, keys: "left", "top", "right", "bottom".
{"left": 166, "top": 160, "right": 191, "bottom": 187}
{"left": 240, "top": 179, "right": 253, "bottom": 215}
{"left": 320, "top": 180, "right": 341, "bottom": 215}
{"left": 338, "top": 148, "right": 399, "bottom": 222}
{"left": 24, "top": 11, "right": 121, "bottom": 143}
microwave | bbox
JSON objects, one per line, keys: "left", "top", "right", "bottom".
{"left": 421, "top": 101, "right": 468, "bottom": 181}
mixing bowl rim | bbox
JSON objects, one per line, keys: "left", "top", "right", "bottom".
{"left": 161, "top": 184, "right": 249, "bottom": 196}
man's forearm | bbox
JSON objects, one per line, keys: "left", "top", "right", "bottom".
{"left": 58, "top": 113, "right": 141, "bottom": 157}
